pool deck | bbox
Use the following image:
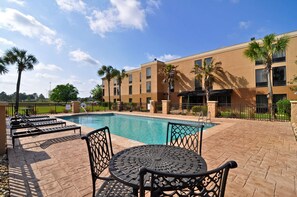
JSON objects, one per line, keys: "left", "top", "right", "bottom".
{"left": 7, "top": 112, "right": 297, "bottom": 196}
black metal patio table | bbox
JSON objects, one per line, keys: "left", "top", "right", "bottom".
{"left": 109, "top": 144, "right": 207, "bottom": 195}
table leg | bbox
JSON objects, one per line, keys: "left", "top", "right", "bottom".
{"left": 133, "top": 187, "right": 138, "bottom": 196}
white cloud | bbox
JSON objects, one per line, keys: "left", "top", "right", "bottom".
{"left": 0, "top": 8, "right": 64, "bottom": 50}
{"left": 56, "top": 0, "right": 86, "bottom": 13}
{"left": 146, "top": 0, "right": 161, "bottom": 14}
{"left": 35, "top": 73, "right": 59, "bottom": 80}
{"left": 35, "top": 63, "right": 63, "bottom": 72}
{"left": 0, "top": 37, "right": 15, "bottom": 46}
{"left": 7, "top": 0, "right": 25, "bottom": 6}
{"left": 147, "top": 53, "right": 181, "bottom": 62}
{"left": 88, "top": 78, "right": 100, "bottom": 84}
{"left": 123, "top": 66, "right": 138, "bottom": 71}
{"left": 69, "top": 49, "right": 100, "bottom": 65}
{"left": 87, "top": 0, "right": 147, "bottom": 37}
{"left": 239, "top": 21, "right": 250, "bottom": 29}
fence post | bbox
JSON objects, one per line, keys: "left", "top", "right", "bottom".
{"left": 150, "top": 100, "right": 157, "bottom": 113}
{"left": 162, "top": 100, "right": 170, "bottom": 114}
{"left": 207, "top": 101, "right": 218, "bottom": 119}
{"left": 72, "top": 101, "right": 80, "bottom": 113}
{"left": 0, "top": 102, "right": 8, "bottom": 154}
{"left": 290, "top": 101, "right": 297, "bottom": 124}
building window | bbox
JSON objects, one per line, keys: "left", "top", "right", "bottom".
{"left": 146, "top": 67, "right": 151, "bottom": 79}
{"left": 194, "top": 59, "right": 202, "bottom": 91}
{"left": 204, "top": 57, "right": 212, "bottom": 65}
{"left": 129, "top": 85, "right": 132, "bottom": 95}
{"left": 273, "top": 94, "right": 286, "bottom": 104}
{"left": 139, "top": 72, "right": 142, "bottom": 82}
{"left": 256, "top": 69, "right": 267, "bottom": 87}
{"left": 255, "top": 59, "right": 264, "bottom": 65}
{"left": 129, "top": 74, "right": 132, "bottom": 83}
{"left": 273, "top": 66, "right": 286, "bottom": 86}
{"left": 146, "top": 97, "right": 151, "bottom": 104}
{"left": 113, "top": 87, "right": 117, "bottom": 95}
{"left": 256, "top": 50, "right": 286, "bottom": 65}
{"left": 129, "top": 98, "right": 132, "bottom": 103}
{"left": 146, "top": 81, "right": 151, "bottom": 93}
{"left": 273, "top": 50, "right": 286, "bottom": 63}
{"left": 256, "top": 95, "right": 268, "bottom": 113}
{"left": 102, "top": 89, "right": 105, "bottom": 96}
{"left": 140, "top": 85, "right": 142, "bottom": 94}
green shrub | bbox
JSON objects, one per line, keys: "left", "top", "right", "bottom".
{"left": 191, "top": 106, "right": 200, "bottom": 115}
{"left": 191, "top": 106, "right": 208, "bottom": 116}
{"left": 276, "top": 99, "right": 291, "bottom": 117}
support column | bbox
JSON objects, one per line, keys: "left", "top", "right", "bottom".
{"left": 207, "top": 101, "right": 218, "bottom": 119}
{"left": 290, "top": 101, "right": 297, "bottom": 124}
{"left": 291, "top": 101, "right": 297, "bottom": 140}
{"left": 150, "top": 100, "right": 157, "bottom": 113}
{"left": 0, "top": 102, "right": 8, "bottom": 154}
{"left": 71, "top": 101, "right": 80, "bottom": 113}
{"left": 162, "top": 100, "right": 171, "bottom": 114}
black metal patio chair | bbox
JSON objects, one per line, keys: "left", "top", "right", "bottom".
{"left": 139, "top": 160, "right": 238, "bottom": 197}
{"left": 166, "top": 122, "right": 204, "bottom": 155}
{"left": 81, "top": 126, "right": 134, "bottom": 197}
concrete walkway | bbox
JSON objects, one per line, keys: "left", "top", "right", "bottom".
{"left": 7, "top": 113, "right": 297, "bottom": 196}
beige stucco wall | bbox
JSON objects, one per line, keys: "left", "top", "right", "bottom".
{"left": 102, "top": 31, "right": 297, "bottom": 106}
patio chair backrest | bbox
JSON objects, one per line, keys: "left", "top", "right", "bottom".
{"left": 166, "top": 122, "right": 204, "bottom": 155}
{"left": 139, "top": 160, "right": 238, "bottom": 197}
{"left": 82, "top": 126, "right": 114, "bottom": 178}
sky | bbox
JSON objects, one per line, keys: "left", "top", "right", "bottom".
{"left": 0, "top": 0, "right": 297, "bottom": 98}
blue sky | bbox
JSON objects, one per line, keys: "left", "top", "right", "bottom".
{"left": 0, "top": 0, "right": 297, "bottom": 98}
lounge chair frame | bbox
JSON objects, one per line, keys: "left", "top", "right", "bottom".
{"left": 12, "top": 125, "right": 81, "bottom": 147}
{"left": 10, "top": 121, "right": 66, "bottom": 136}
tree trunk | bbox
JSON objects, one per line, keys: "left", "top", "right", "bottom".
{"left": 267, "top": 65, "right": 275, "bottom": 120}
{"left": 119, "top": 83, "right": 121, "bottom": 102}
{"left": 15, "top": 70, "right": 22, "bottom": 115}
{"left": 167, "top": 82, "right": 170, "bottom": 100}
{"left": 108, "top": 80, "right": 111, "bottom": 110}
{"left": 206, "top": 89, "right": 209, "bottom": 103}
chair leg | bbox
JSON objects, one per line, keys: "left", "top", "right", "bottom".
{"left": 92, "top": 178, "right": 96, "bottom": 197}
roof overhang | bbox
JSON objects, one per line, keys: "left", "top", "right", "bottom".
{"left": 178, "top": 89, "right": 233, "bottom": 97}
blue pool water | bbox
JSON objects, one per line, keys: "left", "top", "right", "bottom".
{"left": 60, "top": 113, "right": 214, "bottom": 144}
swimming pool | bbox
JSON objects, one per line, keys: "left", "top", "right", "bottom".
{"left": 60, "top": 113, "right": 214, "bottom": 144}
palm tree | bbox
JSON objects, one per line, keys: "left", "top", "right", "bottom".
{"left": 244, "top": 34, "right": 290, "bottom": 119}
{"left": 98, "top": 65, "right": 117, "bottom": 110}
{"left": 2, "top": 47, "right": 38, "bottom": 114}
{"left": 160, "top": 64, "right": 178, "bottom": 100}
{"left": 191, "top": 59, "right": 222, "bottom": 103}
{"left": 0, "top": 57, "right": 9, "bottom": 75}
{"left": 114, "top": 69, "right": 128, "bottom": 102}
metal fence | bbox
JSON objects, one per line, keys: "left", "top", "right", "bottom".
{"left": 5, "top": 102, "right": 110, "bottom": 116}
{"left": 169, "top": 103, "right": 208, "bottom": 115}
{"left": 5, "top": 102, "right": 291, "bottom": 122}
{"left": 217, "top": 103, "right": 290, "bottom": 122}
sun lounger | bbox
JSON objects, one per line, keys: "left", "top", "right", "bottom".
{"left": 10, "top": 120, "right": 66, "bottom": 136}
{"left": 10, "top": 115, "right": 50, "bottom": 121}
{"left": 12, "top": 125, "right": 81, "bottom": 147}
{"left": 10, "top": 117, "right": 57, "bottom": 126}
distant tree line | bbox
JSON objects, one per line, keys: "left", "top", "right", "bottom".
{"left": 0, "top": 91, "right": 46, "bottom": 102}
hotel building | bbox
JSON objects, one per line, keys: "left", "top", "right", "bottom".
{"left": 102, "top": 31, "right": 297, "bottom": 108}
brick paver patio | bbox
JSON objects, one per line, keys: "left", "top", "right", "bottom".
{"left": 7, "top": 113, "right": 297, "bottom": 196}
